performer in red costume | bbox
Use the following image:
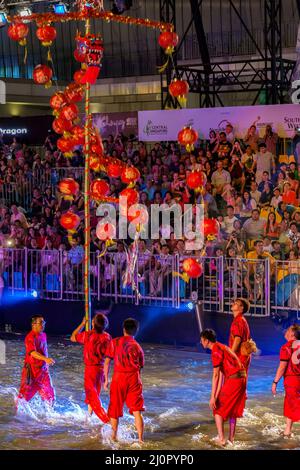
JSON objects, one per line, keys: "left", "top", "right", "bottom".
{"left": 71, "top": 313, "right": 111, "bottom": 423}
{"left": 201, "top": 329, "right": 247, "bottom": 446}
{"left": 104, "top": 318, "right": 145, "bottom": 443}
{"left": 18, "top": 315, "right": 55, "bottom": 405}
{"left": 229, "top": 298, "right": 251, "bottom": 370}
{"left": 272, "top": 324, "right": 300, "bottom": 437}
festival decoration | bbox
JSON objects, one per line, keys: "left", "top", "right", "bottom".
{"left": 52, "top": 117, "right": 73, "bottom": 134}
{"left": 158, "top": 31, "right": 178, "bottom": 55}
{"left": 178, "top": 126, "right": 198, "bottom": 153}
{"left": 8, "top": 22, "right": 29, "bottom": 45}
{"left": 203, "top": 218, "right": 219, "bottom": 239}
{"left": 58, "top": 178, "right": 79, "bottom": 196}
{"left": 121, "top": 167, "right": 140, "bottom": 185}
{"left": 169, "top": 78, "right": 189, "bottom": 108}
{"left": 57, "top": 136, "right": 76, "bottom": 155}
{"left": 73, "top": 69, "right": 86, "bottom": 84}
{"left": 107, "top": 161, "right": 123, "bottom": 178}
{"left": 50, "top": 91, "right": 67, "bottom": 111}
{"left": 119, "top": 188, "right": 139, "bottom": 206}
{"left": 33, "top": 64, "right": 53, "bottom": 88}
{"left": 60, "top": 103, "right": 79, "bottom": 121}
{"left": 70, "top": 125, "right": 85, "bottom": 145}
{"left": 36, "top": 24, "right": 57, "bottom": 46}
{"left": 127, "top": 206, "right": 149, "bottom": 225}
{"left": 90, "top": 154, "right": 103, "bottom": 172}
{"left": 182, "top": 258, "right": 203, "bottom": 279}
{"left": 64, "top": 82, "right": 84, "bottom": 103}
{"left": 60, "top": 211, "right": 80, "bottom": 231}
{"left": 90, "top": 179, "right": 109, "bottom": 200}
{"left": 75, "top": 33, "right": 104, "bottom": 84}
{"left": 96, "top": 220, "right": 116, "bottom": 241}
{"left": 187, "top": 171, "right": 206, "bottom": 191}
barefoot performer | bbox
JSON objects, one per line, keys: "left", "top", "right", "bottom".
{"left": 229, "top": 298, "right": 252, "bottom": 371}
{"left": 104, "top": 318, "right": 145, "bottom": 443}
{"left": 201, "top": 329, "right": 247, "bottom": 446}
{"left": 18, "top": 315, "right": 55, "bottom": 405}
{"left": 71, "top": 313, "right": 111, "bottom": 423}
{"left": 272, "top": 324, "right": 300, "bottom": 437}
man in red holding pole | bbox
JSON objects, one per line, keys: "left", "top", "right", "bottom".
{"left": 71, "top": 312, "right": 111, "bottom": 423}
{"left": 18, "top": 315, "right": 55, "bottom": 405}
{"left": 104, "top": 318, "right": 145, "bottom": 443}
{"left": 201, "top": 329, "right": 247, "bottom": 446}
{"left": 229, "top": 298, "right": 251, "bottom": 371}
{"left": 272, "top": 324, "right": 300, "bottom": 437}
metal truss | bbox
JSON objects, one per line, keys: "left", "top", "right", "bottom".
{"left": 160, "top": 0, "right": 297, "bottom": 108}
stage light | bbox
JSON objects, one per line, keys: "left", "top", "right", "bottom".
{"left": 54, "top": 2, "right": 68, "bottom": 14}
{"left": 31, "top": 290, "right": 38, "bottom": 298}
{"left": 6, "top": 238, "right": 15, "bottom": 248}
{"left": 187, "top": 302, "right": 194, "bottom": 311}
{"left": 0, "top": 11, "right": 7, "bottom": 27}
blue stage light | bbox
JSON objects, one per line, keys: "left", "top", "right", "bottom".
{"left": 187, "top": 302, "right": 194, "bottom": 311}
{"left": 31, "top": 290, "right": 38, "bottom": 298}
{"left": 54, "top": 3, "right": 67, "bottom": 14}
{"left": 0, "top": 12, "right": 7, "bottom": 26}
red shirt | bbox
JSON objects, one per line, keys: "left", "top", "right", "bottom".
{"left": 106, "top": 336, "right": 144, "bottom": 373}
{"left": 229, "top": 315, "right": 250, "bottom": 352}
{"left": 76, "top": 330, "right": 112, "bottom": 367}
{"left": 24, "top": 331, "right": 48, "bottom": 371}
{"left": 280, "top": 340, "right": 300, "bottom": 377}
{"left": 211, "top": 342, "right": 243, "bottom": 379}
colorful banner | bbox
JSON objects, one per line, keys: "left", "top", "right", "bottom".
{"left": 93, "top": 111, "right": 138, "bottom": 139}
{"left": 138, "top": 104, "right": 300, "bottom": 141}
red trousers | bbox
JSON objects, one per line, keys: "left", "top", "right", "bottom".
{"left": 108, "top": 371, "right": 145, "bottom": 419}
{"left": 18, "top": 366, "right": 55, "bottom": 404}
{"left": 84, "top": 365, "right": 109, "bottom": 423}
{"left": 284, "top": 376, "right": 300, "bottom": 422}
{"left": 214, "top": 377, "right": 247, "bottom": 421}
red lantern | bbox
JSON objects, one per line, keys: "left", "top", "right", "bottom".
{"left": 60, "top": 211, "right": 80, "bottom": 231}
{"left": 187, "top": 171, "right": 206, "bottom": 190}
{"left": 203, "top": 219, "right": 219, "bottom": 238}
{"left": 182, "top": 258, "right": 203, "bottom": 279}
{"left": 121, "top": 167, "right": 140, "bottom": 185}
{"left": 158, "top": 31, "right": 179, "bottom": 54}
{"left": 36, "top": 25, "right": 57, "bottom": 47}
{"left": 178, "top": 127, "right": 198, "bottom": 153}
{"left": 52, "top": 117, "right": 73, "bottom": 134}
{"left": 90, "top": 154, "right": 102, "bottom": 172}
{"left": 65, "top": 82, "right": 84, "bottom": 103}
{"left": 119, "top": 188, "right": 139, "bottom": 206}
{"left": 96, "top": 221, "right": 116, "bottom": 241}
{"left": 57, "top": 136, "right": 75, "bottom": 154}
{"left": 73, "top": 69, "right": 86, "bottom": 84}
{"left": 8, "top": 22, "right": 29, "bottom": 46}
{"left": 169, "top": 79, "right": 189, "bottom": 107}
{"left": 58, "top": 178, "right": 79, "bottom": 196}
{"left": 60, "top": 103, "right": 79, "bottom": 121}
{"left": 74, "top": 48, "right": 85, "bottom": 63}
{"left": 70, "top": 125, "right": 85, "bottom": 146}
{"left": 50, "top": 91, "right": 67, "bottom": 111}
{"left": 90, "top": 179, "right": 109, "bottom": 200}
{"left": 107, "top": 162, "right": 123, "bottom": 178}
{"left": 33, "top": 64, "right": 53, "bottom": 88}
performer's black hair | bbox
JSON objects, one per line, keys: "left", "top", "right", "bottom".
{"left": 290, "top": 324, "right": 300, "bottom": 340}
{"left": 200, "top": 329, "right": 217, "bottom": 343}
{"left": 123, "top": 318, "right": 139, "bottom": 336}
{"left": 31, "top": 315, "right": 44, "bottom": 323}
{"left": 93, "top": 313, "right": 109, "bottom": 333}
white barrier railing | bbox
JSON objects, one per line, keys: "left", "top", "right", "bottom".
{"left": 1, "top": 248, "right": 299, "bottom": 317}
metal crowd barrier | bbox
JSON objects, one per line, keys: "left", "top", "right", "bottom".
{"left": 0, "top": 248, "right": 299, "bottom": 318}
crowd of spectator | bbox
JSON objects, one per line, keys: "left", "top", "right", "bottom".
{"left": 0, "top": 122, "right": 300, "bottom": 301}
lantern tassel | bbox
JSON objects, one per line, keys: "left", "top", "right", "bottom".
{"left": 157, "top": 55, "right": 170, "bottom": 73}
{"left": 47, "top": 47, "right": 53, "bottom": 63}
{"left": 172, "top": 271, "right": 190, "bottom": 283}
{"left": 23, "top": 45, "right": 28, "bottom": 65}
{"left": 97, "top": 239, "right": 116, "bottom": 258}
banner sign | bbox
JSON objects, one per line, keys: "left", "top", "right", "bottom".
{"left": 0, "top": 115, "right": 54, "bottom": 145}
{"left": 138, "top": 104, "right": 300, "bottom": 141}
{"left": 93, "top": 111, "right": 138, "bottom": 139}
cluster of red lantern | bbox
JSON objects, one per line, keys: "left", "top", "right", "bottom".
{"left": 187, "top": 171, "right": 207, "bottom": 192}
{"left": 158, "top": 31, "right": 179, "bottom": 55}
{"left": 36, "top": 24, "right": 57, "bottom": 47}
{"left": 120, "top": 167, "right": 140, "bottom": 185}
{"left": 182, "top": 258, "right": 203, "bottom": 279}
{"left": 169, "top": 78, "right": 189, "bottom": 108}
{"left": 8, "top": 22, "right": 29, "bottom": 46}
{"left": 90, "top": 179, "right": 109, "bottom": 201}
{"left": 178, "top": 126, "right": 199, "bottom": 153}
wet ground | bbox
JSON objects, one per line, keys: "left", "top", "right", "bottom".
{"left": 0, "top": 336, "right": 299, "bottom": 450}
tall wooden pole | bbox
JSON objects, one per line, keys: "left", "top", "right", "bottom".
{"left": 84, "top": 16, "right": 91, "bottom": 331}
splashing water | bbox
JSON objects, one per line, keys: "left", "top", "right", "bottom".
{"left": 0, "top": 337, "right": 299, "bottom": 450}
